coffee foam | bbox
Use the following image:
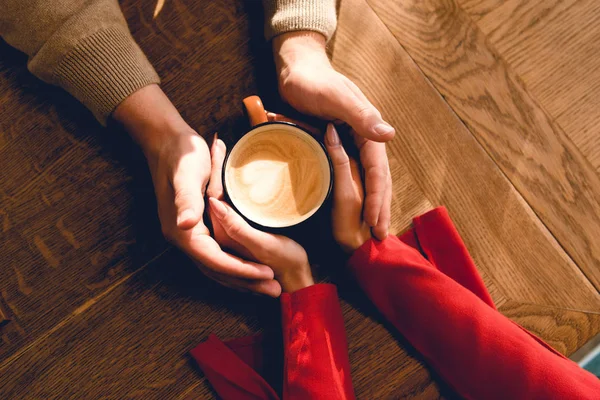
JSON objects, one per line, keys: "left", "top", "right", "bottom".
{"left": 225, "top": 124, "right": 331, "bottom": 228}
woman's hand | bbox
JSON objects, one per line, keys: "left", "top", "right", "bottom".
{"left": 113, "top": 85, "right": 280, "bottom": 296}
{"left": 324, "top": 123, "right": 374, "bottom": 253}
{"left": 206, "top": 135, "right": 314, "bottom": 293}
{"left": 273, "top": 31, "right": 392, "bottom": 239}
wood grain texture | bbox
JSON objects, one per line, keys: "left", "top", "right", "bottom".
{"left": 367, "top": 0, "right": 600, "bottom": 291}
{"left": 0, "top": 0, "right": 599, "bottom": 398}
{"left": 337, "top": 0, "right": 600, "bottom": 310}
{"left": 463, "top": 0, "right": 600, "bottom": 173}
{"left": 458, "top": 0, "right": 505, "bottom": 21}
{"left": 0, "top": 305, "right": 8, "bottom": 327}
{"left": 0, "top": 0, "right": 261, "bottom": 370}
{"left": 0, "top": 250, "right": 449, "bottom": 399}
{"left": 0, "top": 251, "right": 255, "bottom": 399}
{"left": 500, "top": 301, "right": 600, "bottom": 357}
{"left": 0, "top": 41, "right": 168, "bottom": 364}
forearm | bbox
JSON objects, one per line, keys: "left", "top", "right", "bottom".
{"left": 0, "top": 0, "right": 158, "bottom": 125}
{"left": 112, "top": 84, "right": 195, "bottom": 157}
{"left": 349, "top": 236, "right": 600, "bottom": 399}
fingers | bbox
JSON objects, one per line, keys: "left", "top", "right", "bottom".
{"left": 360, "top": 140, "right": 389, "bottom": 227}
{"left": 184, "top": 232, "right": 275, "bottom": 280}
{"left": 207, "top": 134, "right": 226, "bottom": 200}
{"left": 321, "top": 77, "right": 395, "bottom": 142}
{"left": 236, "top": 278, "right": 282, "bottom": 297}
{"left": 208, "top": 197, "right": 280, "bottom": 257}
{"left": 325, "top": 124, "right": 363, "bottom": 225}
{"left": 173, "top": 208, "right": 280, "bottom": 296}
{"left": 325, "top": 123, "right": 372, "bottom": 251}
{"left": 202, "top": 268, "right": 282, "bottom": 297}
{"left": 325, "top": 124, "right": 355, "bottom": 195}
{"left": 372, "top": 173, "right": 392, "bottom": 240}
{"left": 172, "top": 153, "right": 207, "bottom": 230}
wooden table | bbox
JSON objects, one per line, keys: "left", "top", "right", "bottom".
{"left": 1, "top": 0, "right": 599, "bottom": 398}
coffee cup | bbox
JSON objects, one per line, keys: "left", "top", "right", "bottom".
{"left": 222, "top": 96, "right": 333, "bottom": 230}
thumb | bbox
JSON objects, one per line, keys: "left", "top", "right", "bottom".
{"left": 172, "top": 157, "right": 206, "bottom": 230}
{"left": 323, "top": 78, "right": 395, "bottom": 142}
{"left": 207, "top": 133, "right": 226, "bottom": 200}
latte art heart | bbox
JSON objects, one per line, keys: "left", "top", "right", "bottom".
{"left": 225, "top": 125, "right": 331, "bottom": 228}
{"left": 241, "top": 158, "right": 287, "bottom": 204}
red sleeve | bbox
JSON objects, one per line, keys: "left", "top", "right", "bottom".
{"left": 348, "top": 235, "right": 600, "bottom": 400}
{"left": 190, "top": 334, "right": 279, "bottom": 400}
{"left": 280, "top": 284, "right": 355, "bottom": 400}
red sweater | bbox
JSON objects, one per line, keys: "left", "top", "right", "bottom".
{"left": 191, "top": 207, "right": 599, "bottom": 399}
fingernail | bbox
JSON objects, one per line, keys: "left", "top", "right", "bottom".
{"left": 209, "top": 197, "right": 227, "bottom": 219}
{"left": 373, "top": 122, "right": 395, "bottom": 137}
{"left": 326, "top": 123, "right": 340, "bottom": 146}
{"left": 177, "top": 209, "right": 196, "bottom": 226}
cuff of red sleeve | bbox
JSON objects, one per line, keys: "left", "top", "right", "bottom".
{"left": 280, "top": 284, "right": 342, "bottom": 333}
{"left": 347, "top": 207, "right": 458, "bottom": 275}
{"left": 280, "top": 283, "right": 338, "bottom": 304}
{"left": 347, "top": 236, "right": 397, "bottom": 274}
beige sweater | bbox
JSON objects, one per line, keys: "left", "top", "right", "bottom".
{"left": 0, "top": 0, "right": 336, "bottom": 124}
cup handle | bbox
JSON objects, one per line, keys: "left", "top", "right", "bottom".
{"left": 243, "top": 96, "right": 269, "bottom": 127}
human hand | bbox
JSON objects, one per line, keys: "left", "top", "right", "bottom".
{"left": 112, "top": 84, "right": 279, "bottom": 296}
{"left": 273, "top": 32, "right": 392, "bottom": 239}
{"left": 324, "top": 124, "right": 372, "bottom": 253}
{"left": 206, "top": 135, "right": 314, "bottom": 293}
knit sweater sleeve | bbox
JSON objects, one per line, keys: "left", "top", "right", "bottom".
{"left": 263, "top": 0, "right": 337, "bottom": 42}
{"left": 0, "top": 0, "right": 159, "bottom": 125}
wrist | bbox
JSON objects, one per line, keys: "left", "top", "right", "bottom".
{"left": 278, "top": 263, "right": 315, "bottom": 293}
{"left": 338, "top": 226, "right": 373, "bottom": 254}
{"left": 273, "top": 31, "right": 329, "bottom": 78}
{"left": 112, "top": 84, "right": 196, "bottom": 156}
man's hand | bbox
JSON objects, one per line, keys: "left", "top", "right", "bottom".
{"left": 273, "top": 32, "right": 393, "bottom": 239}
{"left": 112, "top": 84, "right": 280, "bottom": 296}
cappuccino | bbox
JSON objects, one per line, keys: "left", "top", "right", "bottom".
{"left": 224, "top": 124, "right": 331, "bottom": 228}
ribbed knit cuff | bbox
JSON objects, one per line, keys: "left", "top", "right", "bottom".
{"left": 264, "top": 0, "right": 337, "bottom": 42}
{"left": 51, "top": 26, "right": 160, "bottom": 125}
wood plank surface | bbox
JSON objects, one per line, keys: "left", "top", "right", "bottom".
{"left": 1, "top": 0, "right": 599, "bottom": 398}
{"left": 0, "top": 41, "right": 168, "bottom": 363}
{"left": 0, "top": 0, "right": 258, "bottom": 370}
{"left": 0, "top": 306, "right": 8, "bottom": 327}
{"left": 0, "top": 250, "right": 450, "bottom": 399}
{"left": 338, "top": 0, "right": 599, "bottom": 311}
{"left": 499, "top": 301, "right": 600, "bottom": 357}
{"left": 367, "top": 0, "right": 600, "bottom": 291}
{"left": 461, "top": 0, "right": 600, "bottom": 173}
{"left": 458, "top": 0, "right": 505, "bottom": 20}
{"left": 0, "top": 251, "right": 262, "bottom": 399}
